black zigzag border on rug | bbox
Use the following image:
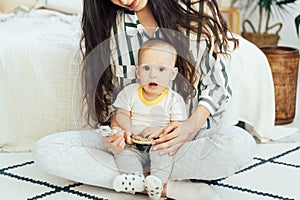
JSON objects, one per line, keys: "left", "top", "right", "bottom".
{"left": 0, "top": 161, "right": 107, "bottom": 200}
{"left": 236, "top": 145, "right": 300, "bottom": 175}
{"left": 255, "top": 157, "right": 300, "bottom": 168}
{"left": 214, "top": 183, "right": 295, "bottom": 200}
{"left": 194, "top": 145, "right": 300, "bottom": 200}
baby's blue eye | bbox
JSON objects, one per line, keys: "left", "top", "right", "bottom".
{"left": 143, "top": 65, "right": 150, "bottom": 71}
{"left": 159, "top": 67, "right": 166, "bottom": 72}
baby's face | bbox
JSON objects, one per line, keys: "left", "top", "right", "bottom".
{"left": 136, "top": 48, "right": 177, "bottom": 99}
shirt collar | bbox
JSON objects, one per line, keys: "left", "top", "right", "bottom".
{"left": 123, "top": 9, "right": 159, "bottom": 38}
{"left": 124, "top": 9, "right": 140, "bottom": 37}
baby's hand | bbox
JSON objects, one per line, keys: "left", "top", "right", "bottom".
{"left": 140, "top": 126, "right": 163, "bottom": 140}
{"left": 124, "top": 130, "right": 136, "bottom": 145}
{"left": 103, "top": 128, "right": 125, "bottom": 154}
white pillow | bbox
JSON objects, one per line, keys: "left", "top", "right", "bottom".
{"left": 34, "top": 0, "right": 82, "bottom": 14}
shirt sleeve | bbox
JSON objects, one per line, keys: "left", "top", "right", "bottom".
{"left": 112, "top": 84, "right": 135, "bottom": 112}
{"left": 181, "top": 0, "right": 232, "bottom": 123}
{"left": 197, "top": 41, "right": 232, "bottom": 121}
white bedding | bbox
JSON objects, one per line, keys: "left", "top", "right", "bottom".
{"left": 0, "top": 8, "right": 81, "bottom": 151}
{"left": 0, "top": 9, "right": 276, "bottom": 151}
{"left": 224, "top": 35, "right": 276, "bottom": 142}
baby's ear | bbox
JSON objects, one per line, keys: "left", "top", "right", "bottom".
{"left": 170, "top": 67, "right": 178, "bottom": 81}
{"left": 135, "top": 66, "right": 140, "bottom": 79}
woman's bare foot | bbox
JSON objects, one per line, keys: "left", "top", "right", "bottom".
{"left": 165, "top": 180, "right": 221, "bottom": 200}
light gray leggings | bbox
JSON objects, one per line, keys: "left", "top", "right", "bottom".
{"left": 33, "top": 125, "right": 256, "bottom": 189}
{"left": 115, "top": 144, "right": 174, "bottom": 183}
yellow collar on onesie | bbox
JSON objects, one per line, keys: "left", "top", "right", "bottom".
{"left": 138, "top": 85, "right": 168, "bottom": 106}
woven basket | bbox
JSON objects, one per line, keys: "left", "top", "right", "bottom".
{"left": 241, "top": 20, "right": 282, "bottom": 47}
{"left": 260, "top": 46, "right": 300, "bottom": 125}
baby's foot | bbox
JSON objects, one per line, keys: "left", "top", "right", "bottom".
{"left": 113, "top": 174, "right": 145, "bottom": 194}
{"left": 145, "top": 175, "right": 163, "bottom": 200}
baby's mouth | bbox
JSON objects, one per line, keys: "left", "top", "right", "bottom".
{"left": 149, "top": 82, "right": 158, "bottom": 87}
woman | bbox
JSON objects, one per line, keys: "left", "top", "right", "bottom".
{"left": 34, "top": 0, "right": 256, "bottom": 199}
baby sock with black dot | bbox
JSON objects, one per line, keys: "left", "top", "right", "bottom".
{"left": 145, "top": 175, "right": 163, "bottom": 200}
{"left": 112, "top": 174, "right": 145, "bottom": 194}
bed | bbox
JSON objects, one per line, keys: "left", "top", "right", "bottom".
{"left": 0, "top": 0, "right": 82, "bottom": 151}
{"left": 0, "top": 0, "right": 276, "bottom": 152}
{"left": 224, "top": 34, "right": 276, "bottom": 142}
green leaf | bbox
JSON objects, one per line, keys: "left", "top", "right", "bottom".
{"left": 295, "top": 14, "right": 300, "bottom": 36}
{"left": 276, "top": 0, "right": 297, "bottom": 5}
{"left": 234, "top": 0, "right": 299, "bottom": 35}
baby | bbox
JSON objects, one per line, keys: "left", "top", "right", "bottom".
{"left": 112, "top": 38, "right": 187, "bottom": 200}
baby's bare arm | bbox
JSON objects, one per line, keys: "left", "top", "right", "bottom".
{"left": 116, "top": 108, "right": 134, "bottom": 144}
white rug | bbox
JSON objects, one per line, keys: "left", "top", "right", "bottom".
{"left": 1, "top": 143, "right": 300, "bottom": 200}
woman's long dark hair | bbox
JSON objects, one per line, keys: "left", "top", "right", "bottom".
{"left": 80, "top": 0, "right": 238, "bottom": 127}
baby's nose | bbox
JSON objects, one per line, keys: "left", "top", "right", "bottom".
{"left": 149, "top": 68, "right": 158, "bottom": 77}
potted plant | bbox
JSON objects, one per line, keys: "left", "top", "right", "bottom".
{"left": 233, "top": 1, "right": 300, "bottom": 125}
{"left": 234, "top": 0, "right": 298, "bottom": 47}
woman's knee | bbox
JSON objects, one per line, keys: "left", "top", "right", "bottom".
{"left": 228, "top": 125, "right": 256, "bottom": 152}
{"left": 33, "top": 130, "right": 104, "bottom": 173}
{"left": 171, "top": 125, "right": 256, "bottom": 179}
{"left": 215, "top": 125, "right": 256, "bottom": 147}
{"left": 217, "top": 125, "right": 256, "bottom": 170}
{"left": 231, "top": 126, "right": 256, "bottom": 167}
{"left": 33, "top": 131, "right": 120, "bottom": 188}
{"left": 33, "top": 131, "right": 78, "bottom": 173}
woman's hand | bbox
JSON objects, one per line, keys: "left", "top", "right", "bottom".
{"left": 152, "top": 120, "right": 197, "bottom": 156}
{"left": 152, "top": 105, "right": 211, "bottom": 156}
{"left": 141, "top": 126, "right": 164, "bottom": 139}
{"left": 103, "top": 127, "right": 125, "bottom": 154}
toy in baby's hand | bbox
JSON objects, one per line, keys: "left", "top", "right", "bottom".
{"left": 131, "top": 135, "right": 153, "bottom": 145}
{"left": 95, "top": 125, "right": 117, "bottom": 137}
